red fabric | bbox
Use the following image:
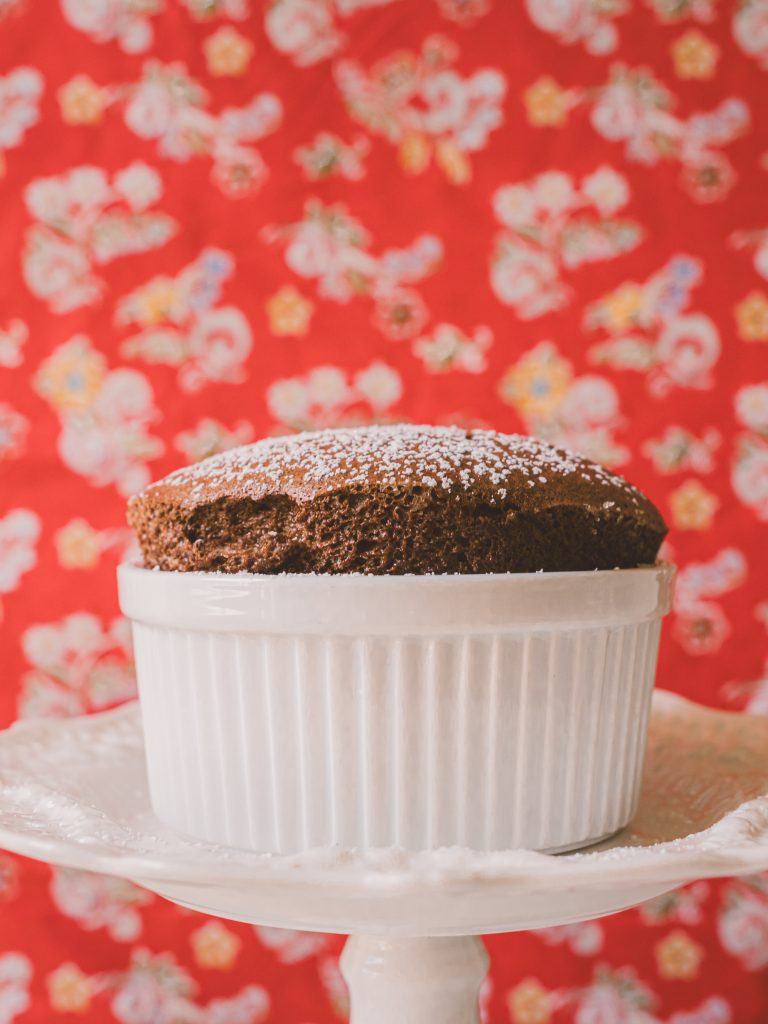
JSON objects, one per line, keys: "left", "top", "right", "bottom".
{"left": 1, "top": 0, "right": 767, "bottom": 1020}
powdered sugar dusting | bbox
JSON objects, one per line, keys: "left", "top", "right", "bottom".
{"left": 148, "top": 425, "right": 640, "bottom": 504}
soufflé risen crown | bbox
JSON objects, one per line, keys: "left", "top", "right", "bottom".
{"left": 127, "top": 424, "right": 667, "bottom": 576}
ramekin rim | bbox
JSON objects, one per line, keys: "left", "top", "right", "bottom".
{"left": 118, "top": 560, "right": 675, "bottom": 584}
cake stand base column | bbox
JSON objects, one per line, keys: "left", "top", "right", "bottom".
{"left": 340, "top": 934, "right": 488, "bottom": 1024}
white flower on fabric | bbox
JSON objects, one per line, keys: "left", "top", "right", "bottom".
{"left": 218, "top": 94, "right": 282, "bottom": 143}
{"left": 0, "top": 510, "right": 41, "bottom": 595}
{"left": 492, "top": 184, "right": 537, "bottom": 227}
{"left": 354, "top": 362, "right": 403, "bottom": 409}
{"left": 181, "top": 307, "right": 253, "bottom": 392}
{"left": 113, "top": 162, "right": 164, "bottom": 211}
{"left": 559, "top": 375, "right": 622, "bottom": 432}
{"left": 30, "top": 610, "right": 103, "bottom": 667}
{"left": 24, "top": 164, "right": 175, "bottom": 313}
{"left": 50, "top": 868, "right": 151, "bottom": 943}
{"left": 305, "top": 366, "right": 351, "bottom": 409}
{"left": 582, "top": 166, "right": 630, "bottom": 216}
{"left": 416, "top": 67, "right": 505, "bottom": 151}
{"left": 412, "top": 323, "right": 492, "bottom": 375}
{"left": 532, "top": 171, "right": 577, "bottom": 215}
{"left": 654, "top": 314, "right": 720, "bottom": 394}
{"left": 0, "top": 953, "right": 32, "bottom": 1024}
{"left": 537, "top": 920, "right": 604, "bottom": 957}
{"left": 735, "top": 383, "right": 768, "bottom": 435}
{"left": 732, "top": 0, "right": 768, "bottom": 69}
{"left": 253, "top": 926, "right": 330, "bottom": 964}
{"left": 453, "top": 69, "right": 506, "bottom": 152}
{"left": 124, "top": 80, "right": 175, "bottom": 141}
{"left": 590, "top": 79, "right": 642, "bottom": 142}
{"left": 93, "top": 368, "right": 156, "bottom": 423}
{"left": 265, "top": 201, "right": 438, "bottom": 333}
{"left": 65, "top": 166, "right": 112, "bottom": 210}
{"left": 732, "top": 438, "right": 768, "bottom": 521}
{"left": 266, "top": 361, "right": 402, "bottom": 430}
{"left": 206, "top": 985, "right": 270, "bottom": 1024}
{"left": 19, "top": 612, "right": 136, "bottom": 719}
{"left": 21, "top": 623, "right": 65, "bottom": 674}
{"left": 526, "top": 0, "right": 584, "bottom": 35}
{"left": 24, "top": 177, "right": 71, "bottom": 223}
{"left": 587, "top": 20, "right": 619, "bottom": 55}
{"left": 718, "top": 879, "right": 768, "bottom": 970}
{"left": 266, "top": 379, "right": 311, "bottom": 424}
{"left": 419, "top": 70, "right": 470, "bottom": 136}
{"left": 284, "top": 222, "right": 343, "bottom": 280}
{"left": 0, "top": 403, "right": 29, "bottom": 461}
{"left": 0, "top": 66, "right": 44, "bottom": 149}
{"left": 23, "top": 234, "right": 98, "bottom": 313}
{"left": 490, "top": 245, "right": 563, "bottom": 319}
{"left": 0, "top": 320, "right": 28, "bottom": 369}
{"left": 264, "top": 0, "right": 343, "bottom": 67}
{"left": 60, "top": 0, "right": 157, "bottom": 54}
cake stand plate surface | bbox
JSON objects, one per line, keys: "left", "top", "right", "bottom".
{"left": 0, "top": 691, "right": 767, "bottom": 1024}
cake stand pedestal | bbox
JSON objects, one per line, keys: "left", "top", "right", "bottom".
{"left": 0, "top": 691, "right": 767, "bottom": 1024}
{"left": 341, "top": 936, "right": 488, "bottom": 1024}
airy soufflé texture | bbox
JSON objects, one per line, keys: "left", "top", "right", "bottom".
{"left": 127, "top": 425, "right": 667, "bottom": 574}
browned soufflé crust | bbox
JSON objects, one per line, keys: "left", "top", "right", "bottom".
{"left": 127, "top": 425, "right": 668, "bottom": 575}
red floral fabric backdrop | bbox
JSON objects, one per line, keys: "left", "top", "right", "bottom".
{"left": 0, "top": 0, "right": 767, "bottom": 1020}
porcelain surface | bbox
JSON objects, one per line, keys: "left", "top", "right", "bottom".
{"left": 0, "top": 691, "right": 766, "bottom": 934}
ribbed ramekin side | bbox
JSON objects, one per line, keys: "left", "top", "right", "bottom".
{"left": 132, "top": 618, "right": 666, "bottom": 854}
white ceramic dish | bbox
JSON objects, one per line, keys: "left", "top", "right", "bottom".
{"left": 0, "top": 691, "right": 765, "bottom": 935}
{"left": 1, "top": 692, "right": 766, "bottom": 1024}
{"left": 117, "top": 564, "right": 675, "bottom": 855}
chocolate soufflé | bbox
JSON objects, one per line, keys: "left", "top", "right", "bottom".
{"left": 127, "top": 425, "right": 667, "bottom": 575}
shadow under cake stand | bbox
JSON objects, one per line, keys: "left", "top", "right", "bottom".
{"left": 0, "top": 690, "right": 767, "bottom": 1024}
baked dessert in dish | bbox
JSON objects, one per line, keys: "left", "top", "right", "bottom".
{"left": 119, "top": 424, "right": 674, "bottom": 855}
{"left": 128, "top": 424, "right": 667, "bottom": 575}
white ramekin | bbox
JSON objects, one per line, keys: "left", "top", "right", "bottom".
{"left": 118, "top": 564, "right": 675, "bottom": 854}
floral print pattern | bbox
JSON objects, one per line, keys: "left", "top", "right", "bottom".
{"left": 117, "top": 249, "right": 254, "bottom": 392}
{"left": 0, "top": 510, "right": 40, "bottom": 620}
{"left": 499, "top": 341, "right": 629, "bottom": 466}
{"left": 265, "top": 0, "right": 401, "bottom": 68}
{"left": 732, "top": 0, "right": 768, "bottom": 69}
{"left": 19, "top": 612, "right": 136, "bottom": 719}
{"left": 413, "top": 322, "right": 493, "bottom": 374}
{"left": 0, "top": 322, "right": 27, "bottom": 370}
{"left": 50, "top": 869, "right": 153, "bottom": 943}
{"left": 264, "top": 200, "right": 442, "bottom": 338}
{"left": 104, "top": 948, "right": 269, "bottom": 1023}
{"left": 731, "top": 383, "right": 768, "bottom": 521}
{"left": 0, "top": 405, "right": 29, "bottom": 462}
{"left": 34, "top": 336, "right": 164, "bottom": 494}
{"left": 335, "top": 34, "right": 506, "bottom": 183}
{"left": 490, "top": 167, "right": 641, "bottom": 319}
{"left": 585, "top": 256, "right": 721, "bottom": 397}
{"left": 60, "top": 0, "right": 164, "bottom": 54}
{"left": 672, "top": 549, "right": 748, "bottom": 656}
{"left": 0, "top": 955, "right": 32, "bottom": 1024}
{"left": 540, "top": 64, "right": 750, "bottom": 203}
{"left": 525, "top": 0, "right": 630, "bottom": 55}
{"left": 0, "top": 67, "right": 44, "bottom": 173}
{"left": 717, "top": 877, "right": 768, "bottom": 971}
{"left": 23, "top": 163, "right": 176, "bottom": 313}
{"left": 120, "top": 61, "right": 282, "bottom": 197}
{"left": 267, "top": 361, "right": 403, "bottom": 430}
{"left": 294, "top": 131, "right": 369, "bottom": 180}
{"left": 0, "top": 1, "right": 767, "bottom": 1021}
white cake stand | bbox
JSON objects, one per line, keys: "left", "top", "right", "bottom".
{"left": 0, "top": 691, "right": 767, "bottom": 1024}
